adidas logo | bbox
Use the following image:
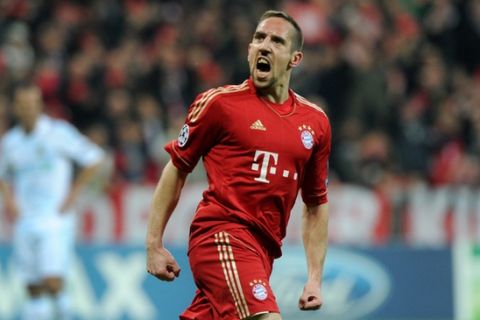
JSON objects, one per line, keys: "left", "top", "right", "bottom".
{"left": 250, "top": 120, "right": 266, "bottom": 131}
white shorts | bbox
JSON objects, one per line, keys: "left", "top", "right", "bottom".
{"left": 13, "top": 213, "right": 76, "bottom": 284}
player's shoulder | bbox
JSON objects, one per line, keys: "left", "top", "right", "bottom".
{"left": 37, "top": 117, "right": 85, "bottom": 146}
{"left": 1, "top": 126, "right": 22, "bottom": 148}
{"left": 293, "top": 92, "right": 329, "bottom": 119}
{"left": 48, "top": 116, "right": 71, "bottom": 127}
{"left": 188, "top": 81, "right": 251, "bottom": 122}
{"left": 47, "top": 116, "right": 79, "bottom": 134}
{"left": 198, "top": 80, "right": 251, "bottom": 102}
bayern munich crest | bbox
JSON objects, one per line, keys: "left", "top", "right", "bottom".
{"left": 299, "top": 124, "right": 315, "bottom": 149}
{"left": 177, "top": 124, "right": 189, "bottom": 147}
{"left": 250, "top": 280, "right": 268, "bottom": 301}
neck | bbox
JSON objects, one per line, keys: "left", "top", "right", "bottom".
{"left": 21, "top": 118, "right": 39, "bottom": 134}
{"left": 22, "top": 125, "right": 35, "bottom": 134}
{"left": 258, "top": 83, "right": 290, "bottom": 104}
{"left": 256, "top": 71, "right": 292, "bottom": 103}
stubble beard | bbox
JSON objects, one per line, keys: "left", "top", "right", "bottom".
{"left": 251, "top": 68, "right": 275, "bottom": 91}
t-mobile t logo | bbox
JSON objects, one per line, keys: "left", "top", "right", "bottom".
{"left": 251, "top": 150, "right": 278, "bottom": 183}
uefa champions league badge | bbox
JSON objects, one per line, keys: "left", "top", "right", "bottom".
{"left": 177, "top": 124, "right": 189, "bottom": 147}
{"left": 250, "top": 280, "right": 268, "bottom": 301}
{"left": 298, "top": 124, "right": 315, "bottom": 150}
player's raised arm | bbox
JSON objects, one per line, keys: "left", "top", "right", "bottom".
{"left": 146, "top": 160, "right": 188, "bottom": 281}
{"left": 298, "top": 202, "right": 328, "bottom": 311}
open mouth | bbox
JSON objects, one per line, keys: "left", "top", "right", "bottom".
{"left": 256, "top": 58, "right": 271, "bottom": 73}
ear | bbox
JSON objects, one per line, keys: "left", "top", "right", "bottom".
{"left": 289, "top": 51, "right": 303, "bottom": 68}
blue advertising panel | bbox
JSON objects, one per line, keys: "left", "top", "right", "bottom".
{"left": 0, "top": 245, "right": 196, "bottom": 320}
{"left": 272, "top": 246, "right": 453, "bottom": 320}
{"left": 0, "top": 244, "right": 453, "bottom": 320}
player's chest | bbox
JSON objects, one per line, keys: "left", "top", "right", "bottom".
{"left": 224, "top": 107, "right": 316, "bottom": 161}
{"left": 9, "top": 135, "right": 58, "bottom": 172}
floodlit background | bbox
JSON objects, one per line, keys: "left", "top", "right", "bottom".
{"left": 0, "top": 0, "right": 479, "bottom": 319}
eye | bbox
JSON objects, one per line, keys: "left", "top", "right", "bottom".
{"left": 271, "top": 36, "right": 286, "bottom": 46}
{"left": 253, "top": 32, "right": 266, "bottom": 43}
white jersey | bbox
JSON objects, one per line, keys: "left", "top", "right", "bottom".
{"left": 0, "top": 115, "right": 104, "bottom": 220}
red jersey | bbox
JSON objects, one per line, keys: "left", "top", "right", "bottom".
{"left": 165, "top": 79, "right": 331, "bottom": 257}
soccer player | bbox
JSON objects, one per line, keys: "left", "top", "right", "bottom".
{"left": 0, "top": 83, "right": 105, "bottom": 320}
{"left": 146, "top": 10, "right": 330, "bottom": 320}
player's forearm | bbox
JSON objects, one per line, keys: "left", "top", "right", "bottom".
{"left": 0, "top": 180, "right": 17, "bottom": 218}
{"left": 0, "top": 180, "right": 13, "bottom": 202}
{"left": 146, "top": 160, "right": 187, "bottom": 249}
{"left": 0, "top": 180, "right": 7, "bottom": 195}
{"left": 0, "top": 180, "right": 12, "bottom": 203}
{"left": 302, "top": 203, "right": 329, "bottom": 284}
{"left": 69, "top": 161, "right": 104, "bottom": 199}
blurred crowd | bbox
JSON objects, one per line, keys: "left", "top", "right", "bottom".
{"left": 0, "top": 0, "right": 479, "bottom": 191}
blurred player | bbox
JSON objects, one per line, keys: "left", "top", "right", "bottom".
{"left": 0, "top": 83, "right": 104, "bottom": 319}
{"left": 146, "top": 10, "right": 330, "bottom": 320}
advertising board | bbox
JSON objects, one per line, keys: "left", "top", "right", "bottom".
{"left": 0, "top": 245, "right": 453, "bottom": 320}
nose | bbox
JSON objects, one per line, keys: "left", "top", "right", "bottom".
{"left": 259, "top": 47, "right": 270, "bottom": 56}
{"left": 258, "top": 43, "right": 272, "bottom": 56}
{"left": 258, "top": 37, "right": 273, "bottom": 53}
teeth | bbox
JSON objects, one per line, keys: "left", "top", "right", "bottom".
{"left": 256, "top": 57, "right": 270, "bottom": 73}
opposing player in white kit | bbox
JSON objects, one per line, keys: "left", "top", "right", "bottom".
{"left": 0, "top": 84, "right": 104, "bottom": 320}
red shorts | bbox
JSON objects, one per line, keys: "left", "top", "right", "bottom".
{"left": 180, "top": 228, "right": 280, "bottom": 320}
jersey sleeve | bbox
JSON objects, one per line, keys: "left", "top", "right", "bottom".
{"left": 56, "top": 121, "right": 105, "bottom": 167}
{"left": 165, "top": 90, "right": 225, "bottom": 173}
{"left": 301, "top": 115, "right": 332, "bottom": 206}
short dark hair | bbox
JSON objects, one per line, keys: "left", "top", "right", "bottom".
{"left": 12, "top": 81, "right": 43, "bottom": 105}
{"left": 258, "top": 10, "right": 304, "bottom": 51}
{"left": 13, "top": 81, "right": 38, "bottom": 95}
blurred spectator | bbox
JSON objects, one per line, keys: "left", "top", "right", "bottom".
{"left": 284, "top": 0, "right": 336, "bottom": 46}
{"left": 114, "top": 117, "right": 159, "bottom": 184}
{"left": 456, "top": 0, "right": 480, "bottom": 73}
{"left": 2, "top": 21, "right": 34, "bottom": 82}
{"left": 135, "top": 93, "right": 169, "bottom": 168}
{"left": 0, "top": 94, "right": 10, "bottom": 137}
{"left": 83, "top": 122, "right": 115, "bottom": 193}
